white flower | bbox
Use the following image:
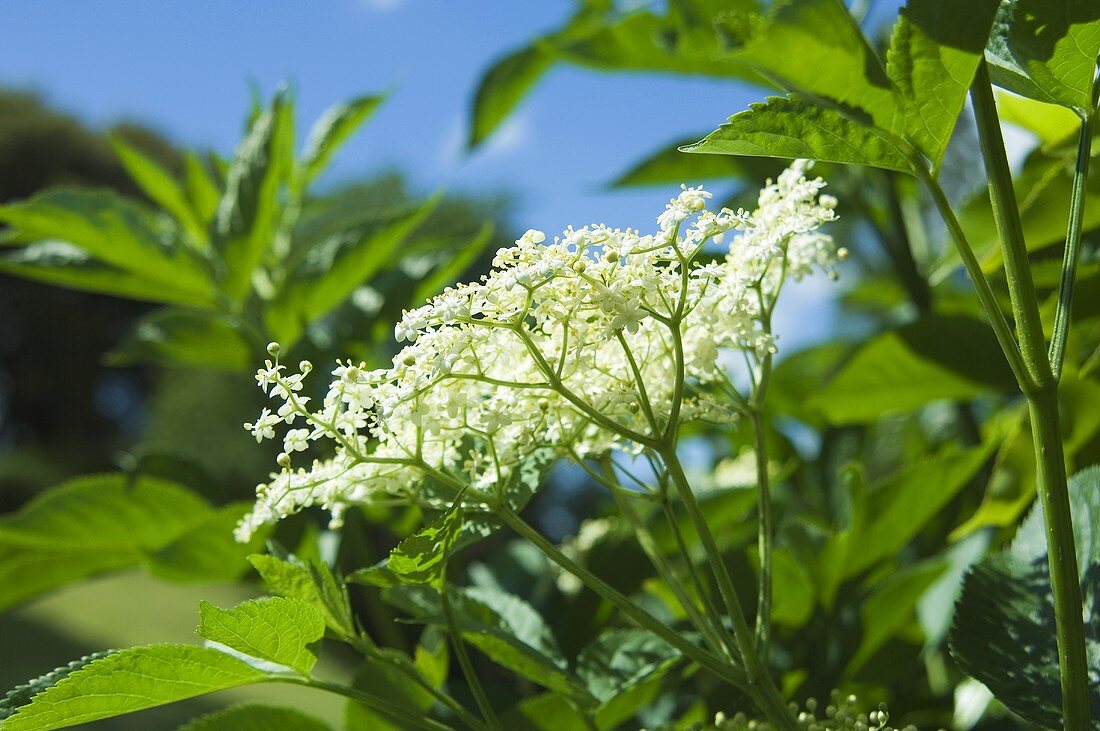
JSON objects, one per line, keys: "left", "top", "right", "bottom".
{"left": 236, "top": 163, "right": 840, "bottom": 540}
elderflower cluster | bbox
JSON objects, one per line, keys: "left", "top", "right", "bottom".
{"left": 709, "top": 694, "right": 921, "bottom": 731}
{"left": 236, "top": 161, "right": 839, "bottom": 541}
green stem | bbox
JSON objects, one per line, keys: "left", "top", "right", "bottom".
{"left": 291, "top": 677, "right": 461, "bottom": 731}
{"left": 749, "top": 409, "right": 773, "bottom": 662}
{"left": 602, "top": 460, "right": 732, "bottom": 659}
{"left": 658, "top": 449, "right": 795, "bottom": 731}
{"left": 1027, "top": 387, "right": 1091, "bottom": 731}
{"left": 970, "top": 62, "right": 1091, "bottom": 730}
{"left": 442, "top": 580, "right": 502, "bottom": 730}
{"left": 1049, "top": 97, "right": 1098, "bottom": 378}
{"left": 913, "top": 161, "right": 1033, "bottom": 391}
{"left": 497, "top": 506, "right": 750, "bottom": 690}
{"left": 970, "top": 61, "right": 1051, "bottom": 386}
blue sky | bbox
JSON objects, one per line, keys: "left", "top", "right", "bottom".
{"left": 2, "top": 0, "right": 904, "bottom": 346}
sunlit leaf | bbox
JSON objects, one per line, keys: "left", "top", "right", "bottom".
{"left": 300, "top": 95, "right": 385, "bottom": 184}
{"left": 197, "top": 597, "right": 325, "bottom": 675}
{"left": 107, "top": 307, "right": 255, "bottom": 370}
{"left": 111, "top": 134, "right": 206, "bottom": 241}
{"left": 178, "top": 704, "right": 333, "bottom": 731}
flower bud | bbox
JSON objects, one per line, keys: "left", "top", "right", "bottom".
{"left": 266, "top": 342, "right": 281, "bottom": 357}
{"left": 276, "top": 452, "right": 292, "bottom": 468}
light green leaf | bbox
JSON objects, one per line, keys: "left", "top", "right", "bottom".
{"left": 301, "top": 95, "right": 385, "bottom": 184}
{"left": 1, "top": 645, "right": 273, "bottom": 731}
{"left": 885, "top": 0, "right": 999, "bottom": 169}
{"left": 387, "top": 502, "right": 465, "bottom": 588}
{"left": 197, "top": 597, "right": 325, "bottom": 676}
{"left": 178, "top": 704, "right": 333, "bottom": 731}
{"left": 997, "top": 91, "right": 1082, "bottom": 147}
{"left": 0, "top": 545, "right": 134, "bottom": 612}
{"left": 184, "top": 152, "right": 222, "bottom": 228}
{"left": 951, "top": 466, "right": 1100, "bottom": 728}
{"left": 0, "top": 473, "right": 209, "bottom": 552}
{"left": 107, "top": 308, "right": 254, "bottom": 370}
{"left": 215, "top": 91, "right": 293, "bottom": 300}
{"left": 248, "top": 553, "right": 355, "bottom": 636}
{"left": 985, "top": 0, "right": 1100, "bottom": 113}
{"left": 111, "top": 134, "right": 206, "bottom": 241}
{"left": 148, "top": 503, "right": 268, "bottom": 582}
{"left": 734, "top": 0, "right": 898, "bottom": 130}
{"left": 0, "top": 188, "right": 212, "bottom": 298}
{"left": 810, "top": 315, "right": 1015, "bottom": 424}
{"left": 410, "top": 220, "right": 494, "bottom": 304}
{"left": 683, "top": 96, "right": 915, "bottom": 174}
{"left": 0, "top": 653, "right": 112, "bottom": 722}
{"left": 0, "top": 241, "right": 211, "bottom": 307}
{"left": 266, "top": 195, "right": 439, "bottom": 346}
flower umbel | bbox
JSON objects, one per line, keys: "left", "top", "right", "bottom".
{"left": 237, "top": 161, "right": 839, "bottom": 541}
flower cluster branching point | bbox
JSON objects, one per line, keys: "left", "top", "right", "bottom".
{"left": 237, "top": 161, "right": 839, "bottom": 542}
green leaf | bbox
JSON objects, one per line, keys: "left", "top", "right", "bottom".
{"left": 845, "top": 559, "right": 947, "bottom": 677}
{"left": 0, "top": 474, "right": 247, "bottom": 609}
{"left": 683, "top": 96, "right": 915, "bottom": 174}
{"left": 810, "top": 315, "right": 1015, "bottom": 424}
{"left": 387, "top": 502, "right": 465, "bottom": 587}
{"left": 734, "top": 0, "right": 898, "bottom": 130}
{"left": 0, "top": 189, "right": 212, "bottom": 299}
{"left": 501, "top": 694, "right": 590, "bottom": 731}
{"left": 997, "top": 91, "right": 1082, "bottom": 147}
{"left": 266, "top": 195, "right": 440, "bottom": 346}
{"left": 986, "top": 0, "right": 1100, "bottom": 113}
{"left": 215, "top": 91, "right": 293, "bottom": 300}
{"left": 386, "top": 584, "right": 595, "bottom": 705}
{"left": 0, "top": 241, "right": 211, "bottom": 307}
{"left": 148, "top": 503, "right": 268, "bottom": 582}
{"left": 111, "top": 134, "right": 206, "bottom": 241}
{"left": 1, "top": 645, "right": 273, "bottom": 731}
{"left": 0, "top": 473, "right": 209, "bottom": 552}
{"left": 178, "top": 704, "right": 333, "bottom": 731}
{"left": 248, "top": 553, "right": 356, "bottom": 637}
{"left": 885, "top": 0, "right": 999, "bottom": 169}
{"left": 184, "top": 152, "right": 222, "bottom": 228}
{"left": 577, "top": 629, "right": 681, "bottom": 728}
{"left": 845, "top": 445, "right": 994, "bottom": 579}
{"left": 951, "top": 465, "right": 1100, "bottom": 728}
{"left": 608, "top": 135, "right": 778, "bottom": 188}
{"left": 301, "top": 95, "right": 385, "bottom": 184}
{"left": 410, "top": 221, "right": 494, "bottom": 304}
{"left": 468, "top": 47, "right": 552, "bottom": 149}
{"left": 107, "top": 308, "right": 254, "bottom": 370}
{"left": 0, "top": 653, "right": 112, "bottom": 722}
{"left": 197, "top": 597, "right": 325, "bottom": 676}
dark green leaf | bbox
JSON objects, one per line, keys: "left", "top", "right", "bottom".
{"left": 683, "top": 96, "right": 915, "bottom": 174}
{"left": 951, "top": 466, "right": 1100, "bottom": 728}
{"left": 148, "top": 503, "right": 268, "bottom": 582}
{"left": 468, "top": 47, "right": 552, "bottom": 149}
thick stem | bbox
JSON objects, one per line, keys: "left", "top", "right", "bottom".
{"left": 1028, "top": 387, "right": 1091, "bottom": 731}
{"left": 1049, "top": 103, "right": 1097, "bottom": 379}
{"left": 970, "top": 61, "right": 1051, "bottom": 386}
{"left": 970, "top": 62, "right": 1092, "bottom": 729}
